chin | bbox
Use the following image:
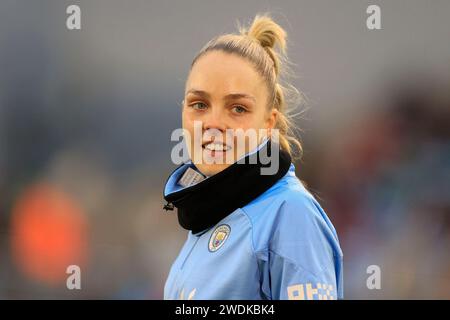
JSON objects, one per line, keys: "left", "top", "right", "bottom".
{"left": 196, "top": 163, "right": 231, "bottom": 177}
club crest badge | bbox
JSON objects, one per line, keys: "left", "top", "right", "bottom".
{"left": 208, "top": 224, "right": 231, "bottom": 252}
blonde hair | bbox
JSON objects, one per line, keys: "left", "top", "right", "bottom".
{"left": 189, "top": 13, "right": 305, "bottom": 161}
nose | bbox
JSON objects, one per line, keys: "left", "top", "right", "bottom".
{"left": 203, "top": 106, "right": 227, "bottom": 132}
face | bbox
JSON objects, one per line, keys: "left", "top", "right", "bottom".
{"left": 182, "top": 50, "right": 278, "bottom": 177}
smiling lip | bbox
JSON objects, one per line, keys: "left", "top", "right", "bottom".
{"left": 202, "top": 141, "right": 232, "bottom": 159}
{"left": 202, "top": 141, "right": 232, "bottom": 151}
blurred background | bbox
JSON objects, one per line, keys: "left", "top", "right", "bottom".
{"left": 0, "top": 0, "right": 449, "bottom": 299}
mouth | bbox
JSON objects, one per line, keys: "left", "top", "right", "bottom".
{"left": 202, "top": 141, "right": 232, "bottom": 157}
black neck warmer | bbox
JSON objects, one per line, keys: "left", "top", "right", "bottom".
{"left": 163, "top": 139, "right": 292, "bottom": 234}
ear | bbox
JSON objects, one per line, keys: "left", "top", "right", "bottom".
{"left": 266, "top": 108, "right": 278, "bottom": 132}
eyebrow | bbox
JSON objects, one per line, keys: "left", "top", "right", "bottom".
{"left": 185, "top": 89, "right": 256, "bottom": 103}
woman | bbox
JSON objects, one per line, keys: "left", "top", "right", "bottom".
{"left": 163, "top": 14, "right": 343, "bottom": 300}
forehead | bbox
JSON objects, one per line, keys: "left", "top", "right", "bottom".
{"left": 186, "top": 51, "right": 266, "bottom": 98}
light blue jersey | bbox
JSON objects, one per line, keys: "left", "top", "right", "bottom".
{"left": 163, "top": 149, "right": 343, "bottom": 300}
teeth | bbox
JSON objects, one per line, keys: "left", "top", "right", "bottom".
{"left": 204, "top": 143, "right": 231, "bottom": 151}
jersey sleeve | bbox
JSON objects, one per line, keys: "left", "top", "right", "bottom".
{"left": 259, "top": 192, "right": 343, "bottom": 300}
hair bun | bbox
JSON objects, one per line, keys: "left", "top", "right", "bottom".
{"left": 239, "top": 14, "right": 287, "bottom": 54}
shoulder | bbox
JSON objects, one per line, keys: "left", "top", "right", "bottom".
{"left": 240, "top": 172, "right": 341, "bottom": 258}
{"left": 241, "top": 169, "right": 323, "bottom": 232}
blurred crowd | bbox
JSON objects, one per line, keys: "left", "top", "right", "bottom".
{"left": 306, "top": 74, "right": 450, "bottom": 298}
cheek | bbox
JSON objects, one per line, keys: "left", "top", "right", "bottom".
{"left": 233, "top": 112, "right": 270, "bottom": 151}
{"left": 181, "top": 112, "right": 194, "bottom": 145}
{"left": 182, "top": 109, "right": 193, "bottom": 129}
{"left": 182, "top": 109, "right": 203, "bottom": 130}
{"left": 182, "top": 111, "right": 205, "bottom": 150}
{"left": 234, "top": 112, "right": 268, "bottom": 133}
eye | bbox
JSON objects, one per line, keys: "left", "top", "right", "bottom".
{"left": 232, "top": 105, "right": 247, "bottom": 114}
{"left": 190, "top": 102, "right": 207, "bottom": 110}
